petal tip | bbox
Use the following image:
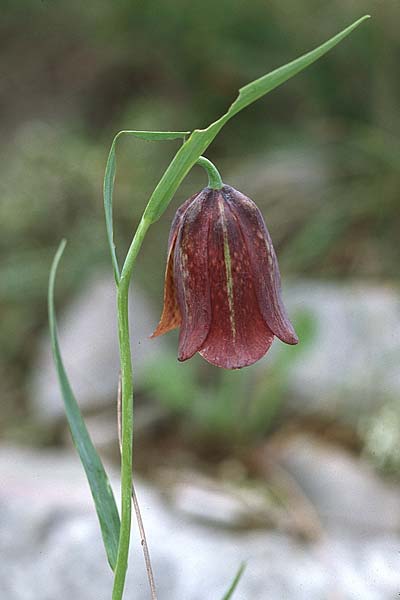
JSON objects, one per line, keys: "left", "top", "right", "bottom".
{"left": 150, "top": 311, "right": 181, "bottom": 339}
{"left": 287, "top": 332, "right": 299, "bottom": 345}
{"left": 149, "top": 326, "right": 162, "bottom": 339}
{"left": 276, "top": 323, "right": 299, "bottom": 345}
{"left": 177, "top": 349, "right": 194, "bottom": 363}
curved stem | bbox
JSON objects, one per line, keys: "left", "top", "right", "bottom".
{"left": 112, "top": 215, "right": 151, "bottom": 600}
{"left": 196, "top": 156, "right": 223, "bottom": 189}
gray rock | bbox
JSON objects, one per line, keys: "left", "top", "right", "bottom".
{"left": 282, "top": 281, "right": 400, "bottom": 421}
{"left": 270, "top": 433, "right": 400, "bottom": 534}
{"left": 166, "top": 471, "right": 283, "bottom": 530}
{"left": 1, "top": 445, "right": 400, "bottom": 599}
{"left": 30, "top": 273, "right": 166, "bottom": 423}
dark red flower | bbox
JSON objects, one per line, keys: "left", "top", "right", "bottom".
{"left": 151, "top": 185, "right": 298, "bottom": 369}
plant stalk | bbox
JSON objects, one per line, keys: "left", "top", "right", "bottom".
{"left": 196, "top": 156, "right": 223, "bottom": 189}
{"left": 112, "top": 215, "right": 151, "bottom": 600}
{"left": 117, "top": 376, "right": 157, "bottom": 599}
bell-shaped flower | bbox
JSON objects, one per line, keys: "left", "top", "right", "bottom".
{"left": 151, "top": 185, "right": 298, "bottom": 369}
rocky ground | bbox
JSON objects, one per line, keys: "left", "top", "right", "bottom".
{"left": 2, "top": 277, "right": 399, "bottom": 598}
{"left": 1, "top": 441, "right": 400, "bottom": 599}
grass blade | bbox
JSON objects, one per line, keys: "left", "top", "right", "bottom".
{"left": 142, "top": 15, "right": 370, "bottom": 224}
{"left": 227, "top": 15, "right": 370, "bottom": 118}
{"left": 48, "top": 240, "right": 121, "bottom": 570}
{"left": 103, "top": 130, "right": 190, "bottom": 284}
{"left": 221, "top": 563, "right": 246, "bottom": 600}
{"left": 104, "top": 143, "right": 119, "bottom": 284}
{"left": 113, "top": 131, "right": 190, "bottom": 141}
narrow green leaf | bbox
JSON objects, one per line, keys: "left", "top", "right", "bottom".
{"left": 103, "top": 130, "right": 190, "bottom": 284}
{"left": 142, "top": 15, "right": 370, "bottom": 224}
{"left": 104, "top": 144, "right": 119, "bottom": 284}
{"left": 227, "top": 15, "right": 370, "bottom": 118}
{"left": 48, "top": 240, "right": 121, "bottom": 570}
{"left": 114, "top": 130, "right": 190, "bottom": 141}
{"left": 221, "top": 563, "right": 246, "bottom": 600}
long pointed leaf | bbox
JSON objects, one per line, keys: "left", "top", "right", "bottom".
{"left": 221, "top": 563, "right": 246, "bottom": 600}
{"left": 142, "top": 15, "right": 370, "bottom": 224}
{"left": 103, "top": 130, "right": 190, "bottom": 284}
{"left": 48, "top": 240, "right": 121, "bottom": 570}
{"left": 227, "top": 15, "right": 370, "bottom": 118}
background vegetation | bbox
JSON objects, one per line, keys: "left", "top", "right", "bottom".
{"left": 1, "top": 1, "right": 399, "bottom": 453}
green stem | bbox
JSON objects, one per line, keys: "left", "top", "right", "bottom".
{"left": 111, "top": 156, "right": 221, "bottom": 599}
{"left": 112, "top": 215, "right": 151, "bottom": 600}
{"left": 196, "top": 156, "right": 223, "bottom": 189}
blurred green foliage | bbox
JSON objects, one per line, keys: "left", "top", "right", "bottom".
{"left": 1, "top": 1, "right": 399, "bottom": 432}
{"left": 360, "top": 399, "right": 400, "bottom": 476}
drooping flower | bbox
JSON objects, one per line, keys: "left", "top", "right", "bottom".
{"left": 151, "top": 185, "right": 298, "bottom": 369}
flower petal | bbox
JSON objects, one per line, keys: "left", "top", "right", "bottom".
{"left": 150, "top": 238, "right": 181, "bottom": 337}
{"left": 199, "top": 193, "right": 274, "bottom": 369}
{"left": 223, "top": 185, "right": 298, "bottom": 345}
{"left": 151, "top": 192, "right": 200, "bottom": 338}
{"left": 167, "top": 191, "right": 200, "bottom": 250}
{"left": 175, "top": 190, "right": 213, "bottom": 361}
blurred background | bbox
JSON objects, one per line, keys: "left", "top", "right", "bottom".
{"left": 1, "top": 1, "right": 400, "bottom": 598}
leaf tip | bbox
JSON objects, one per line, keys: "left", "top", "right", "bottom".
{"left": 357, "top": 14, "right": 371, "bottom": 25}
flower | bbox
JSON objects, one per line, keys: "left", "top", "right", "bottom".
{"left": 151, "top": 184, "right": 298, "bottom": 369}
